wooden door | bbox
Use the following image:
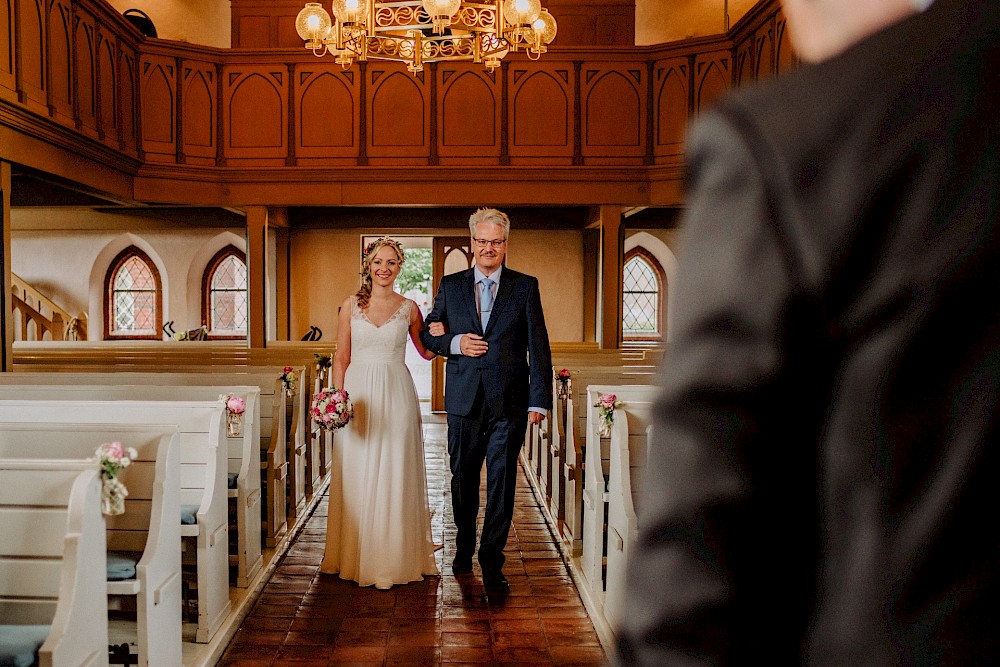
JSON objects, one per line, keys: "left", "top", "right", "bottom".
{"left": 430, "top": 237, "right": 474, "bottom": 412}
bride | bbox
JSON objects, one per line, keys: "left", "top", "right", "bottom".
{"left": 320, "top": 236, "right": 440, "bottom": 588}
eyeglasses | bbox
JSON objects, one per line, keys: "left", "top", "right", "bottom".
{"left": 472, "top": 238, "right": 507, "bottom": 249}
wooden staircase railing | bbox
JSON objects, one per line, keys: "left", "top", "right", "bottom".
{"left": 11, "top": 273, "right": 87, "bottom": 341}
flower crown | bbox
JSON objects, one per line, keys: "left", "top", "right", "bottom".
{"left": 362, "top": 236, "right": 405, "bottom": 265}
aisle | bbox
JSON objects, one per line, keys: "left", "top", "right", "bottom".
{"left": 218, "top": 415, "right": 608, "bottom": 665}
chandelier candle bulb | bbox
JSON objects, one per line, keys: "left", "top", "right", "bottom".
{"left": 422, "top": 0, "right": 461, "bottom": 33}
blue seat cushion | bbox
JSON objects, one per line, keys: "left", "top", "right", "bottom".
{"left": 180, "top": 503, "right": 200, "bottom": 525}
{"left": 227, "top": 473, "right": 238, "bottom": 489}
{"left": 106, "top": 551, "right": 140, "bottom": 581}
{"left": 0, "top": 624, "right": 50, "bottom": 667}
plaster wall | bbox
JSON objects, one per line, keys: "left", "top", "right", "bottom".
{"left": 11, "top": 209, "right": 244, "bottom": 339}
{"left": 637, "top": 0, "right": 760, "bottom": 44}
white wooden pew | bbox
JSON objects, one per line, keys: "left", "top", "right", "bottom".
{"left": 0, "top": 383, "right": 262, "bottom": 589}
{"left": 602, "top": 389, "right": 656, "bottom": 633}
{"left": 581, "top": 384, "right": 658, "bottom": 621}
{"left": 0, "top": 400, "right": 230, "bottom": 644}
{"left": 560, "top": 369, "right": 657, "bottom": 556}
{"left": 0, "top": 369, "right": 308, "bottom": 548}
{"left": 0, "top": 424, "right": 182, "bottom": 667}
{"left": 548, "top": 375, "right": 571, "bottom": 528}
{"left": 0, "top": 461, "right": 108, "bottom": 667}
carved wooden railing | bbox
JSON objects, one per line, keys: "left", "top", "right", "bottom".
{"left": 0, "top": 0, "right": 792, "bottom": 207}
{"left": 10, "top": 273, "right": 86, "bottom": 341}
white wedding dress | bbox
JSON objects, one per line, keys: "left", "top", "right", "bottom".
{"left": 320, "top": 297, "right": 439, "bottom": 588}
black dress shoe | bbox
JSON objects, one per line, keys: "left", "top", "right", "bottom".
{"left": 482, "top": 568, "right": 510, "bottom": 593}
{"left": 452, "top": 556, "right": 473, "bottom": 575}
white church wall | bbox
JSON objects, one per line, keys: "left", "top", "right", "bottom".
{"left": 11, "top": 209, "right": 246, "bottom": 340}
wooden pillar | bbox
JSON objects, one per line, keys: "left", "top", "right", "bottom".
{"left": 246, "top": 206, "right": 268, "bottom": 349}
{"left": 270, "top": 208, "right": 291, "bottom": 341}
{"left": 596, "top": 205, "right": 623, "bottom": 349}
{"left": 0, "top": 162, "right": 12, "bottom": 370}
{"left": 582, "top": 229, "right": 599, "bottom": 343}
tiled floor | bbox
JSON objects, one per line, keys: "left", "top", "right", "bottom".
{"left": 218, "top": 415, "right": 607, "bottom": 666}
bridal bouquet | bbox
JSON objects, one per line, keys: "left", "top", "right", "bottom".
{"left": 311, "top": 387, "right": 353, "bottom": 431}
{"left": 94, "top": 441, "right": 138, "bottom": 516}
{"left": 594, "top": 392, "right": 623, "bottom": 438}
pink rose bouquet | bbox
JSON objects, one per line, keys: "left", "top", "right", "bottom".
{"left": 94, "top": 441, "right": 138, "bottom": 516}
{"left": 555, "top": 368, "right": 572, "bottom": 397}
{"left": 311, "top": 387, "right": 354, "bottom": 431}
{"left": 221, "top": 394, "right": 246, "bottom": 415}
{"left": 220, "top": 393, "right": 247, "bottom": 437}
{"left": 279, "top": 366, "right": 299, "bottom": 395}
{"left": 594, "top": 392, "right": 623, "bottom": 437}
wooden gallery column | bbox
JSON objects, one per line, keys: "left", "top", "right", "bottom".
{"left": 246, "top": 206, "right": 269, "bottom": 348}
{"left": 0, "top": 162, "right": 11, "bottom": 369}
{"left": 595, "top": 205, "right": 624, "bottom": 349}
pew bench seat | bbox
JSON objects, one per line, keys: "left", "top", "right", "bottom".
{"left": 0, "top": 423, "right": 183, "bottom": 666}
{"left": 0, "top": 460, "right": 109, "bottom": 667}
{"left": 0, "top": 401, "right": 229, "bottom": 645}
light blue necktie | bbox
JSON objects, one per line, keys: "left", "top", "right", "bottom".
{"left": 479, "top": 278, "right": 494, "bottom": 330}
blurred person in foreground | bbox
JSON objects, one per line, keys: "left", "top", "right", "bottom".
{"left": 617, "top": 0, "right": 999, "bottom": 664}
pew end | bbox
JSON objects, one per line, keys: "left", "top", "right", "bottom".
{"left": 0, "top": 461, "right": 109, "bottom": 667}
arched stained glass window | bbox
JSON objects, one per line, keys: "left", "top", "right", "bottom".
{"left": 203, "top": 247, "right": 248, "bottom": 338}
{"left": 623, "top": 248, "right": 664, "bottom": 340}
{"left": 105, "top": 247, "right": 162, "bottom": 339}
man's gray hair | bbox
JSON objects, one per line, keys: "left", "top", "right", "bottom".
{"left": 469, "top": 208, "right": 511, "bottom": 239}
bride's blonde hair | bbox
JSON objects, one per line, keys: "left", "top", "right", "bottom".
{"left": 356, "top": 237, "right": 405, "bottom": 309}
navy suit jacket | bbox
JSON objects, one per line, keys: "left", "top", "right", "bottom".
{"left": 618, "top": 0, "right": 1000, "bottom": 664}
{"left": 421, "top": 267, "right": 552, "bottom": 419}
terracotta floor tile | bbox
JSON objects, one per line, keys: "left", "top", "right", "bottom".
{"left": 283, "top": 630, "right": 333, "bottom": 646}
{"left": 440, "top": 630, "right": 491, "bottom": 647}
{"left": 237, "top": 616, "right": 294, "bottom": 632}
{"left": 218, "top": 419, "right": 606, "bottom": 666}
{"left": 389, "top": 617, "right": 440, "bottom": 633}
{"left": 339, "top": 617, "right": 391, "bottom": 633}
{"left": 219, "top": 643, "right": 280, "bottom": 661}
{"left": 388, "top": 630, "right": 440, "bottom": 646}
{"left": 229, "top": 629, "right": 288, "bottom": 646}
{"left": 548, "top": 644, "right": 608, "bottom": 664}
{"left": 288, "top": 616, "right": 341, "bottom": 633}
{"left": 440, "top": 617, "right": 491, "bottom": 633}
{"left": 440, "top": 644, "right": 495, "bottom": 662}
{"left": 329, "top": 645, "right": 387, "bottom": 662}
{"left": 274, "top": 642, "right": 333, "bottom": 660}
{"left": 333, "top": 630, "right": 389, "bottom": 647}
{"left": 492, "top": 645, "right": 555, "bottom": 663}
{"left": 385, "top": 644, "right": 440, "bottom": 661}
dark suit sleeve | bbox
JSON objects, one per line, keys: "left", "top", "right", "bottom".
{"left": 420, "top": 278, "right": 457, "bottom": 357}
{"left": 525, "top": 276, "right": 552, "bottom": 411}
{"left": 617, "top": 110, "right": 813, "bottom": 664}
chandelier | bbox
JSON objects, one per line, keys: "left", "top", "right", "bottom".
{"left": 295, "top": 0, "right": 558, "bottom": 74}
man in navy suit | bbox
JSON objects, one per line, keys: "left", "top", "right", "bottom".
{"left": 421, "top": 208, "right": 552, "bottom": 592}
